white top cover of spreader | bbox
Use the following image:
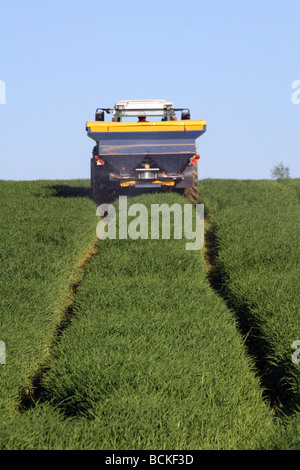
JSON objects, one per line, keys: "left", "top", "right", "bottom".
{"left": 114, "top": 99, "right": 174, "bottom": 115}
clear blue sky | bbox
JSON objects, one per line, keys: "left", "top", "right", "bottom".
{"left": 0, "top": 0, "right": 299, "bottom": 180}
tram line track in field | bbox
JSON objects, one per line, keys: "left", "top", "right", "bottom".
{"left": 18, "top": 237, "right": 99, "bottom": 410}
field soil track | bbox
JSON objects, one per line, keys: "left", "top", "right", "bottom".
{"left": 19, "top": 236, "right": 99, "bottom": 409}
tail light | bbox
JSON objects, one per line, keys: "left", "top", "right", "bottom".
{"left": 190, "top": 154, "right": 200, "bottom": 163}
{"left": 95, "top": 156, "right": 105, "bottom": 165}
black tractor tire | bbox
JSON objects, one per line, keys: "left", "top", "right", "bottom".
{"left": 91, "top": 158, "right": 116, "bottom": 205}
{"left": 184, "top": 162, "right": 198, "bottom": 205}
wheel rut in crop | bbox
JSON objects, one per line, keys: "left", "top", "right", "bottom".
{"left": 18, "top": 238, "right": 99, "bottom": 411}
{"left": 204, "top": 218, "right": 298, "bottom": 416}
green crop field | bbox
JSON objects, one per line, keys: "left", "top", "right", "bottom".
{"left": 0, "top": 180, "right": 97, "bottom": 416}
{"left": 0, "top": 179, "right": 299, "bottom": 449}
{"left": 199, "top": 178, "right": 300, "bottom": 449}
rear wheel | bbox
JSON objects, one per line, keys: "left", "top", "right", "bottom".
{"left": 91, "top": 158, "right": 116, "bottom": 205}
{"left": 184, "top": 162, "right": 198, "bottom": 205}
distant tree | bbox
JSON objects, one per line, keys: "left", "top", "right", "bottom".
{"left": 271, "top": 162, "right": 290, "bottom": 180}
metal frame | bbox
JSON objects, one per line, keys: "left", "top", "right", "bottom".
{"left": 95, "top": 99, "right": 190, "bottom": 122}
